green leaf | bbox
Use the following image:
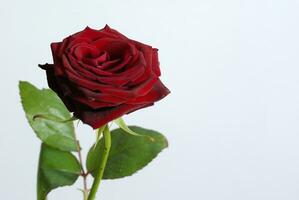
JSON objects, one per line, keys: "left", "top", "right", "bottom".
{"left": 114, "top": 118, "right": 143, "bottom": 137}
{"left": 94, "top": 125, "right": 106, "bottom": 149}
{"left": 19, "top": 81, "right": 77, "bottom": 151}
{"left": 86, "top": 126, "right": 168, "bottom": 179}
{"left": 37, "top": 143, "right": 81, "bottom": 200}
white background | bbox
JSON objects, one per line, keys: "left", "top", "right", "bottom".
{"left": 1, "top": 0, "right": 299, "bottom": 199}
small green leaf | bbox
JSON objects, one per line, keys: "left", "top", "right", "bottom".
{"left": 114, "top": 118, "right": 143, "bottom": 137}
{"left": 86, "top": 126, "right": 168, "bottom": 179}
{"left": 38, "top": 143, "right": 81, "bottom": 200}
{"left": 19, "top": 81, "right": 77, "bottom": 151}
{"left": 94, "top": 125, "right": 106, "bottom": 149}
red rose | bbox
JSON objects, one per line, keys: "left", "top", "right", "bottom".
{"left": 39, "top": 25, "right": 170, "bottom": 129}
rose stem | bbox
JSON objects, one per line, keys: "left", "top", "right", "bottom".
{"left": 72, "top": 129, "right": 89, "bottom": 200}
{"left": 88, "top": 125, "right": 111, "bottom": 200}
{"left": 78, "top": 141, "right": 89, "bottom": 200}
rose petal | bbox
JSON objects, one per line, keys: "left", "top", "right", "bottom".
{"left": 73, "top": 44, "right": 101, "bottom": 60}
{"left": 72, "top": 96, "right": 120, "bottom": 109}
{"left": 68, "top": 54, "right": 113, "bottom": 76}
{"left": 127, "top": 79, "right": 170, "bottom": 104}
{"left": 152, "top": 48, "right": 161, "bottom": 76}
{"left": 129, "top": 75, "right": 158, "bottom": 96}
{"left": 100, "top": 25, "right": 129, "bottom": 40}
{"left": 72, "top": 26, "right": 114, "bottom": 41}
{"left": 38, "top": 63, "right": 75, "bottom": 112}
{"left": 73, "top": 85, "right": 128, "bottom": 102}
{"left": 75, "top": 103, "right": 152, "bottom": 129}
{"left": 63, "top": 66, "right": 137, "bottom": 98}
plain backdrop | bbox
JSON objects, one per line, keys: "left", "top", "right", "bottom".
{"left": 1, "top": 0, "right": 299, "bottom": 199}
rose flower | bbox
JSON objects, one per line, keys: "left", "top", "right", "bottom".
{"left": 39, "top": 25, "right": 170, "bottom": 129}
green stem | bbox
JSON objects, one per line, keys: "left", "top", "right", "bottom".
{"left": 88, "top": 125, "right": 111, "bottom": 200}
{"left": 71, "top": 128, "right": 89, "bottom": 200}
{"left": 83, "top": 190, "right": 89, "bottom": 200}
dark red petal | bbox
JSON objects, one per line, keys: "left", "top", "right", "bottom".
{"left": 62, "top": 66, "right": 136, "bottom": 98}
{"left": 68, "top": 54, "right": 113, "bottom": 76}
{"left": 100, "top": 58, "right": 122, "bottom": 71}
{"left": 66, "top": 37, "right": 92, "bottom": 52}
{"left": 126, "top": 103, "right": 154, "bottom": 114}
{"left": 129, "top": 75, "right": 158, "bottom": 96}
{"left": 72, "top": 26, "right": 130, "bottom": 44}
{"left": 130, "top": 52, "right": 153, "bottom": 85}
{"left": 93, "top": 38, "right": 135, "bottom": 61}
{"left": 51, "top": 42, "right": 61, "bottom": 56}
{"left": 72, "top": 96, "right": 119, "bottom": 109}
{"left": 38, "top": 64, "right": 75, "bottom": 112}
{"left": 127, "top": 79, "right": 170, "bottom": 104}
{"left": 62, "top": 55, "right": 96, "bottom": 82}
{"left": 100, "top": 25, "right": 129, "bottom": 40}
{"left": 82, "top": 51, "right": 109, "bottom": 66}
{"left": 96, "top": 53, "right": 146, "bottom": 87}
{"left": 51, "top": 37, "right": 71, "bottom": 57}
{"left": 130, "top": 40, "right": 152, "bottom": 67}
{"left": 51, "top": 41, "right": 72, "bottom": 77}
{"left": 152, "top": 48, "right": 161, "bottom": 76}
{"left": 73, "top": 44, "right": 101, "bottom": 60}
{"left": 72, "top": 26, "right": 113, "bottom": 41}
{"left": 75, "top": 103, "right": 152, "bottom": 129}
{"left": 73, "top": 85, "right": 128, "bottom": 102}
{"left": 66, "top": 55, "right": 101, "bottom": 82}
{"left": 102, "top": 46, "right": 137, "bottom": 73}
